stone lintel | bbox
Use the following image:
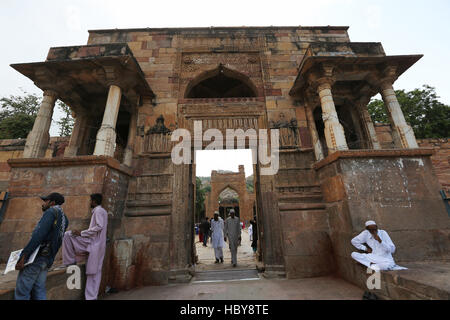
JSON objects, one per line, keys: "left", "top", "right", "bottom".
{"left": 290, "top": 54, "right": 423, "bottom": 97}
{"left": 7, "top": 155, "right": 133, "bottom": 176}
{"left": 10, "top": 43, "right": 154, "bottom": 113}
{"left": 313, "top": 148, "right": 434, "bottom": 170}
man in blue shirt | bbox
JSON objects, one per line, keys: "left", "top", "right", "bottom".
{"left": 14, "top": 192, "right": 69, "bottom": 300}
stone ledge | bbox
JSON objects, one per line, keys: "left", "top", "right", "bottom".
{"left": 313, "top": 148, "right": 435, "bottom": 170}
{"left": 0, "top": 263, "right": 86, "bottom": 300}
{"left": 7, "top": 156, "right": 133, "bottom": 176}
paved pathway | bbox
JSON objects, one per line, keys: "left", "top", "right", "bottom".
{"left": 104, "top": 228, "right": 365, "bottom": 300}
{"left": 194, "top": 227, "right": 257, "bottom": 271}
{"left": 103, "top": 276, "right": 364, "bottom": 300}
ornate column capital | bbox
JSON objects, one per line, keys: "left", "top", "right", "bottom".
{"left": 42, "top": 89, "right": 59, "bottom": 99}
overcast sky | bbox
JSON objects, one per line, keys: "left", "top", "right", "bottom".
{"left": 1, "top": 0, "right": 448, "bottom": 174}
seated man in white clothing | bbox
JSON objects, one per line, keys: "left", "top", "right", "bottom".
{"left": 351, "top": 220, "right": 406, "bottom": 271}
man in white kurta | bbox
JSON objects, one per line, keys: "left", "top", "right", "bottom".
{"left": 210, "top": 212, "right": 224, "bottom": 263}
{"left": 351, "top": 220, "right": 407, "bottom": 271}
{"left": 63, "top": 193, "right": 108, "bottom": 300}
{"left": 224, "top": 209, "right": 241, "bottom": 267}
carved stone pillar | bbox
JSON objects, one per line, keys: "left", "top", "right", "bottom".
{"left": 23, "top": 90, "right": 58, "bottom": 158}
{"left": 94, "top": 85, "right": 122, "bottom": 157}
{"left": 380, "top": 81, "right": 418, "bottom": 149}
{"left": 305, "top": 105, "right": 324, "bottom": 161}
{"left": 123, "top": 110, "right": 137, "bottom": 166}
{"left": 356, "top": 98, "right": 381, "bottom": 150}
{"left": 64, "top": 110, "right": 88, "bottom": 157}
{"left": 317, "top": 81, "right": 348, "bottom": 153}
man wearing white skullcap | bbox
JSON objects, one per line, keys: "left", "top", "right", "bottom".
{"left": 350, "top": 220, "right": 407, "bottom": 271}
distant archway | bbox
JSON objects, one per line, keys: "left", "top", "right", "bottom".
{"left": 185, "top": 64, "right": 258, "bottom": 98}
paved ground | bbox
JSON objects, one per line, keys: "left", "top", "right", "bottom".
{"left": 104, "top": 230, "right": 365, "bottom": 300}
{"left": 194, "top": 228, "right": 258, "bottom": 271}
{"left": 103, "top": 276, "right": 364, "bottom": 300}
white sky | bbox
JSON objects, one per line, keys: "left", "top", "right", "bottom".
{"left": 195, "top": 149, "right": 254, "bottom": 177}
{"left": 1, "top": 0, "right": 449, "bottom": 174}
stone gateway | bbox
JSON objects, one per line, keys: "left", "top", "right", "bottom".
{"left": 1, "top": 26, "right": 448, "bottom": 299}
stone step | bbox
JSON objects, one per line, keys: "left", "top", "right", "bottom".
{"left": 278, "top": 202, "right": 326, "bottom": 211}
{"left": 278, "top": 194, "right": 324, "bottom": 203}
{"left": 125, "top": 200, "right": 172, "bottom": 207}
{"left": 193, "top": 269, "right": 260, "bottom": 283}
{"left": 124, "top": 200, "right": 172, "bottom": 217}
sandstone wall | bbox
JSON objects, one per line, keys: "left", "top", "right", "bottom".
{"left": 375, "top": 124, "right": 449, "bottom": 193}
{"left": 0, "top": 137, "right": 69, "bottom": 190}
{"left": 316, "top": 151, "right": 450, "bottom": 287}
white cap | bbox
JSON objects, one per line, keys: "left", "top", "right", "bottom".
{"left": 230, "top": 209, "right": 235, "bottom": 213}
{"left": 365, "top": 220, "right": 377, "bottom": 227}
{"left": 214, "top": 211, "right": 219, "bottom": 215}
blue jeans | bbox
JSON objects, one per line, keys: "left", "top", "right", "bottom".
{"left": 203, "top": 233, "right": 209, "bottom": 246}
{"left": 14, "top": 255, "right": 49, "bottom": 300}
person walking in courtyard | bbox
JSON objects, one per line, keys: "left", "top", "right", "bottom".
{"left": 210, "top": 212, "right": 224, "bottom": 263}
{"left": 63, "top": 193, "right": 108, "bottom": 300}
{"left": 250, "top": 217, "right": 258, "bottom": 254}
{"left": 199, "top": 217, "right": 210, "bottom": 247}
{"left": 224, "top": 209, "right": 241, "bottom": 267}
{"left": 14, "top": 193, "right": 68, "bottom": 300}
{"left": 350, "top": 220, "right": 407, "bottom": 271}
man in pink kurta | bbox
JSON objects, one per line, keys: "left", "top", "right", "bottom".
{"left": 63, "top": 193, "right": 107, "bottom": 300}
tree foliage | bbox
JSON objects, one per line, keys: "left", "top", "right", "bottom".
{"left": 56, "top": 101, "right": 74, "bottom": 137}
{"left": 368, "top": 85, "right": 450, "bottom": 139}
{"left": 0, "top": 92, "right": 40, "bottom": 139}
{"left": 195, "top": 177, "right": 207, "bottom": 223}
{"left": 0, "top": 92, "right": 74, "bottom": 139}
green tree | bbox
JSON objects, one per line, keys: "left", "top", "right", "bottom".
{"left": 56, "top": 101, "right": 74, "bottom": 137}
{"left": 195, "top": 177, "right": 207, "bottom": 223}
{"left": 0, "top": 91, "right": 41, "bottom": 139}
{"left": 0, "top": 92, "right": 75, "bottom": 139}
{"left": 368, "top": 85, "right": 450, "bottom": 139}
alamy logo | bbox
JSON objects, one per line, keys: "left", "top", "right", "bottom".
{"left": 366, "top": 267, "right": 381, "bottom": 290}
{"left": 170, "top": 120, "right": 280, "bottom": 175}
{"left": 66, "top": 265, "right": 81, "bottom": 290}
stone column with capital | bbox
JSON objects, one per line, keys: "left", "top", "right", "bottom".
{"left": 123, "top": 110, "right": 137, "bottom": 167}
{"left": 94, "top": 85, "right": 122, "bottom": 157}
{"left": 305, "top": 105, "right": 324, "bottom": 161}
{"left": 380, "top": 81, "right": 418, "bottom": 149}
{"left": 64, "top": 110, "right": 88, "bottom": 157}
{"left": 356, "top": 98, "right": 381, "bottom": 150}
{"left": 23, "top": 90, "right": 58, "bottom": 158}
{"left": 317, "top": 82, "right": 348, "bottom": 153}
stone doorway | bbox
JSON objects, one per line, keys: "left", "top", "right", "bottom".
{"left": 193, "top": 149, "right": 259, "bottom": 272}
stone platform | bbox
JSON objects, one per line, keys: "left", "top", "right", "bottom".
{"left": 346, "top": 260, "right": 450, "bottom": 300}
{"left": 0, "top": 261, "right": 86, "bottom": 300}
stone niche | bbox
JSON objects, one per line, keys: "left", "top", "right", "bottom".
{"left": 314, "top": 150, "right": 450, "bottom": 286}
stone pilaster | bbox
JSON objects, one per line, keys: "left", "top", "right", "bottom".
{"left": 317, "top": 81, "right": 348, "bottom": 153}
{"left": 64, "top": 111, "right": 88, "bottom": 157}
{"left": 123, "top": 110, "right": 137, "bottom": 167}
{"left": 23, "top": 90, "right": 58, "bottom": 158}
{"left": 305, "top": 105, "right": 324, "bottom": 161}
{"left": 380, "top": 81, "right": 418, "bottom": 149}
{"left": 93, "top": 85, "right": 122, "bottom": 157}
{"left": 357, "top": 98, "right": 381, "bottom": 150}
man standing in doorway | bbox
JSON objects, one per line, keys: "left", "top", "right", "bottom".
{"left": 14, "top": 193, "right": 68, "bottom": 300}
{"left": 200, "top": 217, "right": 211, "bottom": 247}
{"left": 224, "top": 209, "right": 241, "bottom": 267}
{"left": 63, "top": 193, "right": 108, "bottom": 300}
{"left": 250, "top": 216, "right": 258, "bottom": 254}
{"left": 210, "top": 212, "right": 224, "bottom": 263}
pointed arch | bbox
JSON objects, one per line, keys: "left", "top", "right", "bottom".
{"left": 185, "top": 64, "right": 258, "bottom": 98}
